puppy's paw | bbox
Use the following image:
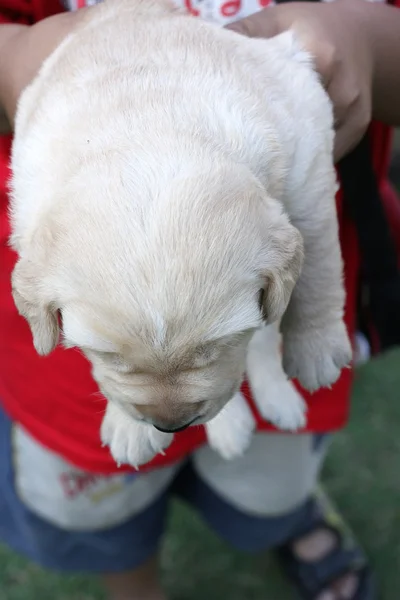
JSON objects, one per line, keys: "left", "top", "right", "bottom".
{"left": 282, "top": 320, "right": 352, "bottom": 392}
{"left": 205, "top": 392, "right": 256, "bottom": 460}
{"left": 256, "top": 382, "right": 307, "bottom": 431}
{"left": 100, "top": 403, "right": 173, "bottom": 468}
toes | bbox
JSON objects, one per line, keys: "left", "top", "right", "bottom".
{"left": 263, "top": 392, "right": 307, "bottom": 431}
{"left": 148, "top": 428, "right": 174, "bottom": 455}
{"left": 282, "top": 323, "right": 351, "bottom": 392}
{"left": 102, "top": 416, "right": 161, "bottom": 468}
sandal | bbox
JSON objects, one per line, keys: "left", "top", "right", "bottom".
{"left": 276, "top": 487, "right": 376, "bottom": 600}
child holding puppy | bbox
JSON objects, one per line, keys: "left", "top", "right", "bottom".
{"left": 0, "top": 1, "right": 399, "bottom": 599}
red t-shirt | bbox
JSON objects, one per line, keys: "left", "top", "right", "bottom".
{"left": 0, "top": 0, "right": 395, "bottom": 474}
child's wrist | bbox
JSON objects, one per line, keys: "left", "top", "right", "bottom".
{"left": 0, "top": 25, "right": 29, "bottom": 132}
{"left": 0, "top": 11, "right": 83, "bottom": 130}
{"left": 365, "top": 1, "right": 400, "bottom": 125}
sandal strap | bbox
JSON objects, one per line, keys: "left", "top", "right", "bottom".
{"left": 276, "top": 487, "right": 374, "bottom": 600}
{"left": 278, "top": 529, "right": 366, "bottom": 599}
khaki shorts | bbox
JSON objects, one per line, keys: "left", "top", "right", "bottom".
{"left": 0, "top": 406, "right": 328, "bottom": 572}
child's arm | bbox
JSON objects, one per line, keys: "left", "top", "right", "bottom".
{"left": 0, "top": 25, "right": 26, "bottom": 133}
{"left": 228, "top": 0, "right": 400, "bottom": 161}
{"left": 369, "top": 1, "right": 400, "bottom": 128}
{"left": 0, "top": 11, "right": 84, "bottom": 132}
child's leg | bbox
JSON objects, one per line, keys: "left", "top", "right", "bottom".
{"left": 102, "top": 557, "right": 164, "bottom": 600}
{"left": 190, "top": 432, "right": 328, "bottom": 532}
{"left": 0, "top": 406, "right": 179, "bottom": 600}
{"left": 177, "top": 433, "right": 370, "bottom": 600}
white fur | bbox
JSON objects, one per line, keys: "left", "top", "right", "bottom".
{"left": 247, "top": 325, "right": 307, "bottom": 431}
{"left": 10, "top": 0, "right": 351, "bottom": 467}
{"left": 100, "top": 402, "right": 173, "bottom": 469}
{"left": 205, "top": 391, "right": 256, "bottom": 460}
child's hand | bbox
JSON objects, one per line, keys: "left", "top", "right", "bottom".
{"left": 0, "top": 10, "right": 86, "bottom": 131}
{"left": 227, "top": 0, "right": 375, "bottom": 162}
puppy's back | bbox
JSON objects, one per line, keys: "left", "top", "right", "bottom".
{"left": 10, "top": 0, "right": 328, "bottom": 259}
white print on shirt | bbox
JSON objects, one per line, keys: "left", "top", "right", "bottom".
{"left": 12, "top": 423, "right": 180, "bottom": 530}
{"left": 63, "top": 0, "right": 385, "bottom": 28}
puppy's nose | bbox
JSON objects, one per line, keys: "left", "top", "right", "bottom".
{"left": 136, "top": 401, "right": 205, "bottom": 433}
{"left": 153, "top": 417, "right": 197, "bottom": 434}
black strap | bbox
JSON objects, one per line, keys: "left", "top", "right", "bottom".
{"left": 338, "top": 136, "right": 398, "bottom": 284}
{"left": 338, "top": 136, "right": 400, "bottom": 349}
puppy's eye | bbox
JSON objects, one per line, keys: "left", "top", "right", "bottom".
{"left": 193, "top": 344, "right": 218, "bottom": 368}
{"left": 258, "top": 289, "right": 267, "bottom": 320}
{"left": 96, "top": 351, "right": 132, "bottom": 373}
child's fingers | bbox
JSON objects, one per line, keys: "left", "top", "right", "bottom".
{"left": 328, "top": 68, "right": 371, "bottom": 162}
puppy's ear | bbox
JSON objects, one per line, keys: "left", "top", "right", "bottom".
{"left": 11, "top": 258, "right": 60, "bottom": 355}
{"left": 258, "top": 202, "right": 303, "bottom": 324}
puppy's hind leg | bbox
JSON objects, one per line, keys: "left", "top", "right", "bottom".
{"left": 281, "top": 151, "right": 352, "bottom": 392}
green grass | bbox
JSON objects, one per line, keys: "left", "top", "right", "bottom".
{"left": 1, "top": 349, "right": 400, "bottom": 599}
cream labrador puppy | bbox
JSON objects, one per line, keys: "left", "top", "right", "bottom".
{"left": 10, "top": 0, "right": 351, "bottom": 467}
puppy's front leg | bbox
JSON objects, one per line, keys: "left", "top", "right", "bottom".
{"left": 205, "top": 391, "right": 256, "bottom": 460}
{"left": 281, "top": 155, "right": 352, "bottom": 392}
{"left": 247, "top": 324, "right": 307, "bottom": 430}
{"left": 101, "top": 402, "right": 173, "bottom": 468}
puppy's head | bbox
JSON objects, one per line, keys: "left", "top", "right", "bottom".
{"left": 12, "top": 164, "right": 303, "bottom": 432}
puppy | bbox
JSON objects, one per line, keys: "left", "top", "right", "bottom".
{"left": 10, "top": 0, "right": 351, "bottom": 467}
